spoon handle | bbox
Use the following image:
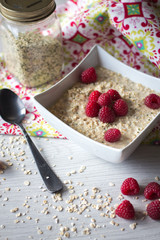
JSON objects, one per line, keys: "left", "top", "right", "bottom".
{"left": 19, "top": 123, "right": 63, "bottom": 193}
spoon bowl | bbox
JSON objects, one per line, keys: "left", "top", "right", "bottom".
{"left": 0, "top": 88, "right": 26, "bottom": 124}
{"left": 0, "top": 88, "right": 63, "bottom": 193}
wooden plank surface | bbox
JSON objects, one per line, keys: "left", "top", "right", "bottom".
{"left": 0, "top": 135, "right": 160, "bottom": 240}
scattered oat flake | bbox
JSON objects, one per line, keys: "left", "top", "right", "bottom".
{"left": 37, "top": 229, "right": 43, "bottom": 235}
{"left": 71, "top": 226, "right": 77, "bottom": 232}
{"left": 155, "top": 176, "right": 160, "bottom": 181}
{"left": 14, "top": 220, "right": 20, "bottom": 224}
{"left": 66, "top": 172, "right": 71, "bottom": 176}
{"left": 79, "top": 165, "right": 86, "bottom": 173}
{"left": 142, "top": 199, "right": 147, "bottom": 202}
{"left": 57, "top": 206, "right": 63, "bottom": 212}
{"left": 83, "top": 227, "right": 91, "bottom": 235}
{"left": 110, "top": 220, "right": 115, "bottom": 225}
{"left": 90, "top": 222, "right": 96, "bottom": 228}
{"left": 117, "top": 194, "right": 124, "bottom": 200}
{"left": 10, "top": 208, "right": 19, "bottom": 213}
{"left": 129, "top": 223, "right": 137, "bottom": 230}
{"left": 47, "top": 225, "right": 52, "bottom": 230}
{"left": 64, "top": 232, "right": 70, "bottom": 238}
{"left": 16, "top": 213, "right": 22, "bottom": 217}
{"left": 24, "top": 181, "right": 30, "bottom": 186}
{"left": 3, "top": 197, "right": 9, "bottom": 201}
{"left": 110, "top": 213, "right": 116, "bottom": 219}
{"left": 109, "top": 182, "right": 115, "bottom": 187}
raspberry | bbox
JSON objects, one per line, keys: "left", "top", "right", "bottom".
{"left": 113, "top": 99, "right": 128, "bottom": 116}
{"left": 104, "top": 128, "right": 121, "bottom": 142}
{"left": 98, "top": 106, "right": 115, "bottom": 123}
{"left": 97, "top": 93, "right": 112, "bottom": 107}
{"left": 81, "top": 67, "right": 97, "bottom": 84}
{"left": 107, "top": 89, "right": 121, "bottom": 101}
{"left": 115, "top": 200, "right": 135, "bottom": 220}
{"left": 88, "top": 90, "right": 101, "bottom": 102}
{"left": 144, "top": 182, "right": 160, "bottom": 200}
{"left": 121, "top": 178, "right": 140, "bottom": 195}
{"left": 146, "top": 199, "right": 160, "bottom": 220}
{"left": 85, "top": 101, "right": 100, "bottom": 118}
{"left": 144, "top": 94, "right": 160, "bottom": 109}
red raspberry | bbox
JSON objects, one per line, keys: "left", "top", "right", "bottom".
{"left": 104, "top": 128, "right": 121, "bottom": 142}
{"left": 113, "top": 99, "right": 128, "bottom": 116}
{"left": 147, "top": 199, "right": 160, "bottom": 220}
{"left": 88, "top": 90, "right": 101, "bottom": 102}
{"left": 121, "top": 178, "right": 140, "bottom": 196}
{"left": 81, "top": 67, "right": 97, "bottom": 84}
{"left": 144, "top": 182, "right": 160, "bottom": 200}
{"left": 85, "top": 101, "right": 100, "bottom": 118}
{"left": 98, "top": 106, "right": 115, "bottom": 123}
{"left": 97, "top": 93, "right": 112, "bottom": 107}
{"left": 144, "top": 94, "right": 160, "bottom": 109}
{"left": 107, "top": 89, "right": 121, "bottom": 101}
{"left": 115, "top": 200, "right": 135, "bottom": 220}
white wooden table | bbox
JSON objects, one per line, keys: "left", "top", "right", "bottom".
{"left": 0, "top": 1, "right": 160, "bottom": 240}
{"left": 0, "top": 135, "right": 160, "bottom": 240}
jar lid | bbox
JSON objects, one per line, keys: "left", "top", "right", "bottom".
{"left": 0, "top": 0, "right": 56, "bottom": 22}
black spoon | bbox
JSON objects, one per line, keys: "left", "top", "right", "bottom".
{"left": 0, "top": 88, "right": 63, "bottom": 193}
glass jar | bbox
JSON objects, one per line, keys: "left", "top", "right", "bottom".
{"left": 0, "top": 0, "right": 63, "bottom": 88}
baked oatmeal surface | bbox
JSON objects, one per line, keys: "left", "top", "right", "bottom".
{"left": 49, "top": 67, "right": 160, "bottom": 149}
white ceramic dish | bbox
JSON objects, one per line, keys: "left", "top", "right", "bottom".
{"left": 33, "top": 45, "right": 160, "bottom": 163}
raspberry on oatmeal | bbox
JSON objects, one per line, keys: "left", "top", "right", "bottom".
{"left": 99, "top": 106, "right": 115, "bottom": 123}
{"left": 144, "top": 94, "right": 160, "bottom": 109}
{"left": 88, "top": 90, "right": 101, "bottom": 102}
{"left": 97, "top": 92, "right": 112, "bottom": 107}
{"left": 85, "top": 101, "right": 100, "bottom": 118}
{"left": 81, "top": 67, "right": 97, "bottom": 84}
{"left": 104, "top": 128, "right": 121, "bottom": 143}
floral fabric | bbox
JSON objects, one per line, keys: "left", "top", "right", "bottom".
{"left": 0, "top": 0, "right": 160, "bottom": 144}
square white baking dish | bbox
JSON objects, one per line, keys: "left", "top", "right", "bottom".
{"left": 33, "top": 45, "right": 160, "bottom": 163}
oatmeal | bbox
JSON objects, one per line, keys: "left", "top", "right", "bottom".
{"left": 49, "top": 67, "right": 160, "bottom": 149}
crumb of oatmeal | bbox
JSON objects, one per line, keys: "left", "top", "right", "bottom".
{"left": 155, "top": 176, "right": 160, "bottom": 181}
{"left": 129, "top": 223, "right": 137, "bottom": 230}
{"left": 47, "top": 225, "right": 52, "bottom": 230}
{"left": 10, "top": 208, "right": 19, "bottom": 213}
{"left": 24, "top": 181, "right": 30, "bottom": 186}
{"left": 121, "top": 228, "right": 125, "bottom": 231}
{"left": 109, "top": 182, "right": 115, "bottom": 187}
